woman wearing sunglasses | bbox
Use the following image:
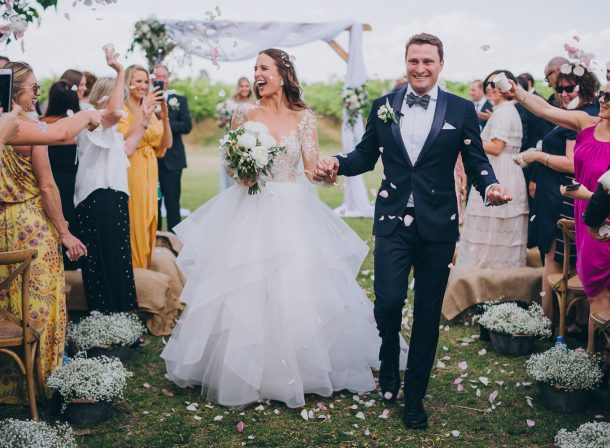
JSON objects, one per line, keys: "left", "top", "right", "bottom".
{"left": 509, "top": 73, "right": 610, "bottom": 359}
{"left": 515, "top": 63, "right": 599, "bottom": 326}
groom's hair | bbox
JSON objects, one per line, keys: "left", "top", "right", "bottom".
{"left": 405, "top": 33, "right": 444, "bottom": 61}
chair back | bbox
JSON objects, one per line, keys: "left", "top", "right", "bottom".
{"left": 557, "top": 219, "right": 576, "bottom": 285}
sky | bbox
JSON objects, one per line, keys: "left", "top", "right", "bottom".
{"left": 2, "top": 0, "right": 610, "bottom": 85}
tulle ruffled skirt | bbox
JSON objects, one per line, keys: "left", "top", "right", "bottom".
{"left": 161, "top": 181, "right": 401, "bottom": 408}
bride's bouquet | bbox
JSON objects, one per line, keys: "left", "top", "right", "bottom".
{"left": 219, "top": 121, "right": 286, "bottom": 195}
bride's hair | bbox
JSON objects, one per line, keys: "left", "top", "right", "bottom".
{"left": 255, "top": 48, "right": 308, "bottom": 111}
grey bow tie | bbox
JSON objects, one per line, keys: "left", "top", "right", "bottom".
{"left": 406, "top": 92, "right": 431, "bottom": 110}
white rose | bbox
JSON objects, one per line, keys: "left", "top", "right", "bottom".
{"left": 243, "top": 121, "right": 269, "bottom": 135}
{"left": 219, "top": 134, "right": 230, "bottom": 146}
{"left": 141, "top": 23, "right": 150, "bottom": 33}
{"left": 258, "top": 133, "right": 277, "bottom": 150}
{"left": 237, "top": 133, "right": 257, "bottom": 149}
{"left": 251, "top": 145, "right": 269, "bottom": 167}
{"left": 168, "top": 97, "right": 180, "bottom": 110}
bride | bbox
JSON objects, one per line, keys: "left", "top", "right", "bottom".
{"left": 161, "top": 48, "right": 406, "bottom": 408}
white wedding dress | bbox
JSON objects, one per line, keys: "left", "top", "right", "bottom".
{"left": 161, "top": 105, "right": 406, "bottom": 408}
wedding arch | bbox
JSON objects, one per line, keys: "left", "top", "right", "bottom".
{"left": 161, "top": 19, "right": 375, "bottom": 218}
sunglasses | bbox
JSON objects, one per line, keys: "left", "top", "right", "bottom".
{"left": 596, "top": 91, "right": 610, "bottom": 103}
{"left": 555, "top": 85, "right": 577, "bottom": 94}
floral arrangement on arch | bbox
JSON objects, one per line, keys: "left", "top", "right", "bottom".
{"left": 128, "top": 19, "right": 176, "bottom": 70}
{"left": 525, "top": 346, "right": 603, "bottom": 391}
{"left": 342, "top": 85, "right": 368, "bottom": 128}
{"left": 0, "top": 418, "right": 78, "bottom": 448}
{"left": 555, "top": 422, "right": 610, "bottom": 448}
{"left": 46, "top": 354, "right": 133, "bottom": 412}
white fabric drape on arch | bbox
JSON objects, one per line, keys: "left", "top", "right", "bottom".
{"left": 162, "top": 19, "right": 373, "bottom": 217}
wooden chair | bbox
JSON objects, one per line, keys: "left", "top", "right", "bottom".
{"left": 591, "top": 310, "right": 610, "bottom": 362}
{"left": 0, "top": 248, "right": 44, "bottom": 420}
{"left": 546, "top": 219, "right": 588, "bottom": 337}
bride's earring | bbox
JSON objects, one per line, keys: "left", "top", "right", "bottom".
{"left": 280, "top": 79, "right": 284, "bottom": 86}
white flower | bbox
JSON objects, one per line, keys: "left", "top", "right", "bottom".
{"left": 219, "top": 134, "right": 231, "bottom": 146}
{"left": 377, "top": 99, "right": 398, "bottom": 124}
{"left": 67, "top": 311, "right": 146, "bottom": 352}
{"left": 46, "top": 354, "right": 133, "bottom": 413}
{"left": 0, "top": 419, "right": 78, "bottom": 448}
{"left": 168, "top": 97, "right": 180, "bottom": 111}
{"left": 237, "top": 133, "right": 257, "bottom": 150}
{"left": 555, "top": 422, "right": 610, "bottom": 448}
{"left": 560, "top": 63, "right": 572, "bottom": 74}
{"left": 573, "top": 64, "right": 585, "bottom": 77}
{"left": 526, "top": 347, "right": 603, "bottom": 390}
{"left": 251, "top": 145, "right": 269, "bottom": 167}
{"left": 243, "top": 121, "right": 269, "bottom": 136}
{"left": 140, "top": 23, "right": 150, "bottom": 33}
{"left": 475, "top": 302, "right": 551, "bottom": 337}
{"left": 258, "top": 133, "right": 277, "bottom": 150}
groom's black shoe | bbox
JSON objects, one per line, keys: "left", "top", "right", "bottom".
{"left": 402, "top": 399, "right": 428, "bottom": 429}
{"left": 379, "top": 359, "right": 400, "bottom": 403}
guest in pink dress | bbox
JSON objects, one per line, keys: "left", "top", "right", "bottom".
{"left": 509, "top": 76, "right": 610, "bottom": 354}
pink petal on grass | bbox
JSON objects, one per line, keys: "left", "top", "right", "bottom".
{"left": 453, "top": 378, "right": 463, "bottom": 385}
{"left": 236, "top": 421, "right": 245, "bottom": 432}
{"left": 595, "top": 414, "right": 605, "bottom": 419}
{"left": 458, "top": 361, "right": 468, "bottom": 370}
{"left": 457, "top": 384, "right": 464, "bottom": 392}
{"left": 526, "top": 419, "right": 535, "bottom": 428}
{"left": 379, "top": 409, "right": 390, "bottom": 419}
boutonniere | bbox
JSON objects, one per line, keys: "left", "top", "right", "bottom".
{"left": 168, "top": 97, "right": 180, "bottom": 111}
{"left": 377, "top": 99, "right": 398, "bottom": 124}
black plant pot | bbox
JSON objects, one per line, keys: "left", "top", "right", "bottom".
{"left": 538, "top": 381, "right": 590, "bottom": 413}
{"left": 489, "top": 330, "right": 535, "bottom": 356}
{"left": 86, "top": 344, "right": 130, "bottom": 362}
{"left": 54, "top": 393, "right": 112, "bottom": 425}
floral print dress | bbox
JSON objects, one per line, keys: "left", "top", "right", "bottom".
{"left": 0, "top": 145, "right": 66, "bottom": 401}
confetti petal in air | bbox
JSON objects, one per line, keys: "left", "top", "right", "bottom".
{"left": 390, "top": 182, "right": 397, "bottom": 189}
{"left": 481, "top": 170, "right": 488, "bottom": 175}
{"left": 404, "top": 215, "right": 414, "bottom": 227}
{"left": 378, "top": 190, "right": 388, "bottom": 198}
{"left": 96, "top": 95, "right": 109, "bottom": 105}
{"left": 464, "top": 139, "right": 471, "bottom": 145}
{"left": 450, "top": 214, "right": 456, "bottom": 221}
{"left": 64, "top": 13, "right": 71, "bottom": 20}
{"left": 66, "top": 109, "right": 75, "bottom": 117}
{"left": 379, "top": 216, "right": 385, "bottom": 221}
{"left": 448, "top": 263, "right": 455, "bottom": 269}
{"left": 480, "top": 44, "right": 490, "bottom": 51}
{"left": 379, "top": 147, "right": 384, "bottom": 153}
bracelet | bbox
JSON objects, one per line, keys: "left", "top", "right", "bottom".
{"left": 544, "top": 154, "right": 551, "bottom": 166}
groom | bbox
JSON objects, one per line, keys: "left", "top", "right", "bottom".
{"left": 314, "top": 33, "right": 512, "bottom": 428}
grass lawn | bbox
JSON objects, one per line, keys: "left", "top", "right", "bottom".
{"left": 2, "top": 129, "right": 608, "bottom": 447}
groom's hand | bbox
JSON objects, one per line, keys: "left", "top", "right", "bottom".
{"left": 313, "top": 157, "right": 339, "bottom": 184}
{"left": 486, "top": 184, "right": 512, "bottom": 205}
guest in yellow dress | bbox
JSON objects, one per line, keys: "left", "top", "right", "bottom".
{"left": 0, "top": 61, "right": 100, "bottom": 402}
{"left": 118, "top": 65, "right": 172, "bottom": 269}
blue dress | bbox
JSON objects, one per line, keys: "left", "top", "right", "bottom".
{"left": 533, "top": 102, "right": 599, "bottom": 264}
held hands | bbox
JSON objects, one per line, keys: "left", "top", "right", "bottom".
{"left": 0, "top": 106, "right": 22, "bottom": 144}
{"left": 313, "top": 157, "right": 339, "bottom": 184}
{"left": 486, "top": 184, "right": 513, "bottom": 206}
{"left": 60, "top": 231, "right": 88, "bottom": 261}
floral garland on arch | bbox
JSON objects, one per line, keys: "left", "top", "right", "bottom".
{"left": 342, "top": 84, "right": 367, "bottom": 129}
{"left": 128, "top": 19, "right": 177, "bottom": 70}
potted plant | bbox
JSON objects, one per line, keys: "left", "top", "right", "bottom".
{"left": 0, "top": 418, "right": 78, "bottom": 448}
{"left": 475, "top": 302, "right": 551, "bottom": 355}
{"left": 555, "top": 421, "right": 610, "bottom": 447}
{"left": 526, "top": 347, "right": 603, "bottom": 413}
{"left": 67, "top": 311, "right": 146, "bottom": 361}
{"left": 46, "top": 354, "right": 133, "bottom": 425}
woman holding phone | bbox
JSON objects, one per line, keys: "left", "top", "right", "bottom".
{"left": 0, "top": 61, "right": 102, "bottom": 401}
{"left": 514, "top": 63, "right": 599, "bottom": 325}
{"left": 118, "top": 65, "right": 172, "bottom": 269}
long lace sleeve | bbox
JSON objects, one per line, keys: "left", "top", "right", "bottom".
{"left": 298, "top": 109, "right": 320, "bottom": 182}
{"left": 230, "top": 103, "right": 253, "bottom": 131}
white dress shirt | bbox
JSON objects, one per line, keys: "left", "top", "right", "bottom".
{"left": 400, "top": 84, "right": 438, "bottom": 207}
{"left": 473, "top": 98, "right": 486, "bottom": 113}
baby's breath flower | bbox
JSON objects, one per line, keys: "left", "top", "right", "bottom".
{"left": 555, "top": 422, "right": 610, "bottom": 448}
{"left": 526, "top": 347, "right": 603, "bottom": 391}
{"left": 475, "top": 302, "right": 551, "bottom": 337}
{"left": 0, "top": 419, "right": 77, "bottom": 448}
{"left": 67, "top": 311, "right": 146, "bottom": 352}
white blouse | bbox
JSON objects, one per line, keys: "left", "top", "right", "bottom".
{"left": 74, "top": 125, "right": 130, "bottom": 207}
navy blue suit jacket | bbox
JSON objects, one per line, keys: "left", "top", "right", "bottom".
{"left": 337, "top": 87, "right": 498, "bottom": 242}
{"left": 158, "top": 94, "right": 192, "bottom": 171}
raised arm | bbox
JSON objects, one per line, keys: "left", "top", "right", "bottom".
{"left": 101, "top": 47, "right": 126, "bottom": 129}
{"left": 509, "top": 81, "right": 596, "bottom": 132}
{"left": 9, "top": 110, "right": 102, "bottom": 146}
{"left": 31, "top": 146, "right": 87, "bottom": 260}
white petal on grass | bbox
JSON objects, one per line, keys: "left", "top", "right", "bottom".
{"left": 526, "top": 397, "right": 533, "bottom": 408}
{"left": 254, "top": 405, "right": 265, "bottom": 411}
{"left": 355, "top": 411, "right": 365, "bottom": 420}
{"left": 143, "top": 383, "right": 151, "bottom": 388}
{"left": 488, "top": 390, "right": 498, "bottom": 403}
{"left": 214, "top": 415, "right": 223, "bottom": 421}
{"left": 526, "top": 419, "right": 535, "bottom": 428}
{"left": 300, "top": 409, "right": 309, "bottom": 420}
{"left": 451, "top": 430, "right": 460, "bottom": 437}
{"left": 478, "top": 349, "right": 487, "bottom": 356}
{"left": 458, "top": 361, "right": 468, "bottom": 370}
{"left": 193, "top": 415, "right": 202, "bottom": 421}
{"left": 379, "top": 409, "right": 390, "bottom": 419}
{"left": 476, "top": 388, "right": 481, "bottom": 397}
{"left": 186, "top": 404, "right": 198, "bottom": 411}
{"left": 436, "top": 361, "right": 446, "bottom": 369}
{"left": 478, "top": 377, "right": 490, "bottom": 386}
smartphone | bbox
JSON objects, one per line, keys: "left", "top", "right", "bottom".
{"left": 152, "top": 80, "right": 164, "bottom": 92}
{"left": 0, "top": 68, "right": 13, "bottom": 113}
{"left": 565, "top": 183, "right": 581, "bottom": 191}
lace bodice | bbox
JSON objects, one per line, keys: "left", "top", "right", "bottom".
{"left": 232, "top": 103, "right": 319, "bottom": 182}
